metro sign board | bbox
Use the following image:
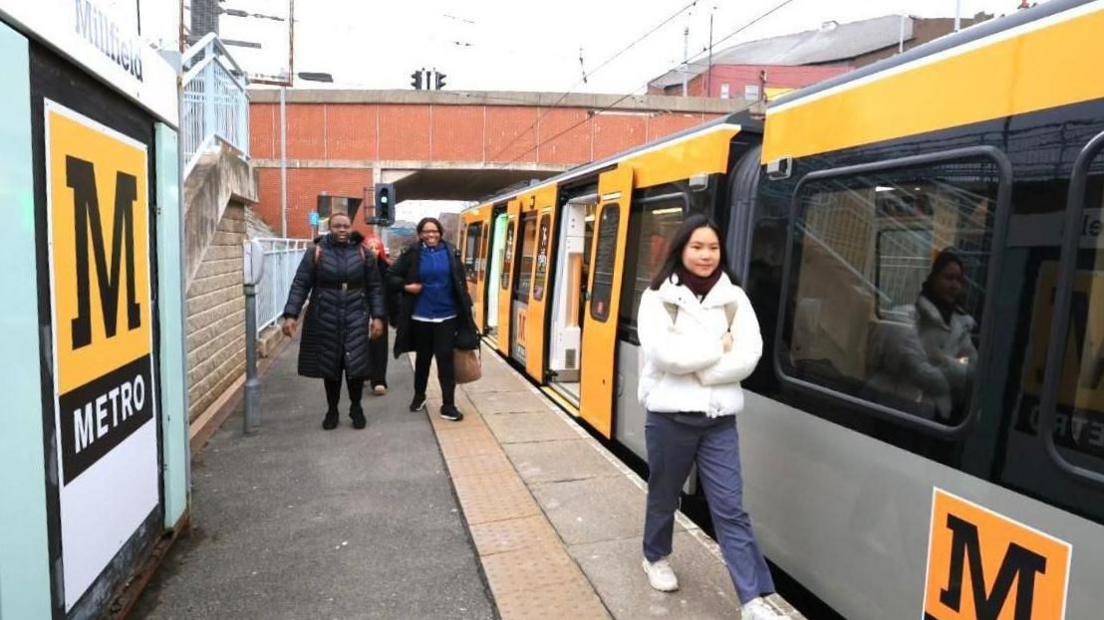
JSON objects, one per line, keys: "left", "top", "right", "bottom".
{"left": 45, "top": 99, "right": 159, "bottom": 610}
{"left": 923, "top": 488, "right": 1071, "bottom": 620}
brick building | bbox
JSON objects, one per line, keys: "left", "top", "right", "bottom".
{"left": 649, "top": 13, "right": 993, "bottom": 101}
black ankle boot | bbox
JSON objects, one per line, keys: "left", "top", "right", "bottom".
{"left": 350, "top": 407, "right": 366, "bottom": 429}
{"left": 322, "top": 410, "right": 339, "bottom": 430}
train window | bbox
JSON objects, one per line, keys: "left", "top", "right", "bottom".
{"left": 781, "top": 158, "right": 1001, "bottom": 426}
{"left": 479, "top": 224, "right": 489, "bottom": 283}
{"left": 515, "top": 216, "right": 537, "bottom": 301}
{"left": 500, "top": 220, "right": 515, "bottom": 291}
{"left": 1032, "top": 147, "right": 1104, "bottom": 470}
{"left": 464, "top": 222, "right": 482, "bottom": 283}
{"left": 590, "top": 205, "right": 620, "bottom": 322}
{"left": 533, "top": 214, "right": 551, "bottom": 301}
{"left": 622, "top": 196, "right": 685, "bottom": 325}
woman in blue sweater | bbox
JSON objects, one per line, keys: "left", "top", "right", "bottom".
{"left": 388, "top": 217, "right": 475, "bottom": 421}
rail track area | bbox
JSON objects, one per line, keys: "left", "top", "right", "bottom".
{"left": 134, "top": 334, "right": 803, "bottom": 619}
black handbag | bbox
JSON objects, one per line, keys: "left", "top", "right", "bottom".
{"left": 454, "top": 319, "right": 480, "bottom": 351}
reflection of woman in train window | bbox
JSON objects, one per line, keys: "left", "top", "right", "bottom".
{"left": 915, "top": 250, "right": 978, "bottom": 417}
{"left": 867, "top": 250, "right": 977, "bottom": 420}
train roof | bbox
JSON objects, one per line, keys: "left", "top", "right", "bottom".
{"left": 769, "top": 0, "right": 1097, "bottom": 111}
{"left": 469, "top": 110, "right": 761, "bottom": 209}
{"left": 761, "top": 0, "right": 1104, "bottom": 162}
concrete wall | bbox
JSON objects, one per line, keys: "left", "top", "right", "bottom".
{"left": 186, "top": 205, "right": 247, "bottom": 423}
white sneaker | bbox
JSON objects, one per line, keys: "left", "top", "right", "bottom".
{"left": 642, "top": 557, "right": 679, "bottom": 592}
{"left": 372, "top": 384, "right": 387, "bottom": 396}
{"left": 741, "top": 597, "right": 788, "bottom": 620}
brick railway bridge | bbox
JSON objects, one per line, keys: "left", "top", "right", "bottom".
{"left": 249, "top": 89, "right": 742, "bottom": 237}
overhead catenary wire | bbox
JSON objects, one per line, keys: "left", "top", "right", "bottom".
{"left": 491, "top": 0, "right": 797, "bottom": 169}
{"left": 483, "top": 0, "right": 701, "bottom": 164}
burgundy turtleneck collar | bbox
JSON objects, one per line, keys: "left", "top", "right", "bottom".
{"left": 675, "top": 264, "right": 722, "bottom": 299}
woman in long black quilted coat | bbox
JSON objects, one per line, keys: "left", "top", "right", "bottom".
{"left": 281, "top": 213, "right": 386, "bottom": 430}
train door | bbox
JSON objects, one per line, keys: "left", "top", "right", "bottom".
{"left": 496, "top": 199, "right": 521, "bottom": 356}
{"left": 993, "top": 131, "right": 1104, "bottom": 523}
{"left": 579, "top": 166, "right": 634, "bottom": 437}
{"left": 525, "top": 185, "right": 558, "bottom": 382}
{"left": 547, "top": 192, "right": 597, "bottom": 405}
{"left": 510, "top": 201, "right": 538, "bottom": 364}
{"left": 461, "top": 212, "right": 487, "bottom": 331}
{"left": 485, "top": 208, "right": 508, "bottom": 345}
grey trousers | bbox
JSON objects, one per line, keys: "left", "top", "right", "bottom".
{"left": 642, "top": 410, "right": 775, "bottom": 603}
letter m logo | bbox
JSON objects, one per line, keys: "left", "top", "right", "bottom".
{"left": 923, "top": 489, "right": 1071, "bottom": 620}
{"left": 66, "top": 156, "right": 141, "bottom": 349}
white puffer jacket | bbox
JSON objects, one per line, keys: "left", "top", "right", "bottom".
{"left": 637, "top": 274, "right": 762, "bottom": 417}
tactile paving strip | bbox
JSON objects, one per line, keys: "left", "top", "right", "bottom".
{"left": 445, "top": 451, "right": 517, "bottom": 479}
{"left": 480, "top": 544, "right": 587, "bottom": 593}
{"left": 493, "top": 574, "right": 610, "bottom": 619}
{"left": 468, "top": 515, "right": 562, "bottom": 556}
{"left": 450, "top": 471, "right": 541, "bottom": 525}
{"left": 436, "top": 427, "right": 504, "bottom": 460}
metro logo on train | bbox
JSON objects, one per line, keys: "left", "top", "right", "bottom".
{"left": 923, "top": 489, "right": 1071, "bottom": 620}
{"left": 46, "top": 101, "right": 156, "bottom": 485}
{"left": 1016, "top": 262, "right": 1104, "bottom": 457}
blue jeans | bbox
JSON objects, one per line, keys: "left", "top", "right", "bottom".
{"left": 642, "top": 411, "right": 775, "bottom": 603}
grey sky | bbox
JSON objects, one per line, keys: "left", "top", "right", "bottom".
{"left": 213, "top": 0, "right": 1036, "bottom": 92}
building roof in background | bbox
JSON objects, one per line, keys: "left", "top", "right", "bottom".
{"left": 650, "top": 14, "right": 914, "bottom": 88}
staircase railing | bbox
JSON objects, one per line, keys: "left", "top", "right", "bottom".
{"left": 254, "top": 238, "right": 312, "bottom": 335}
{"left": 182, "top": 33, "right": 250, "bottom": 175}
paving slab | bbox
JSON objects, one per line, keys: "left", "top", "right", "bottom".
{"left": 483, "top": 410, "right": 583, "bottom": 443}
{"left": 451, "top": 471, "right": 542, "bottom": 525}
{"left": 504, "top": 439, "right": 621, "bottom": 485}
{"left": 465, "top": 388, "right": 551, "bottom": 415}
{"left": 468, "top": 515, "right": 563, "bottom": 556}
{"left": 570, "top": 532, "right": 742, "bottom": 619}
{"left": 461, "top": 353, "right": 534, "bottom": 390}
{"left": 530, "top": 475, "right": 686, "bottom": 546}
{"left": 437, "top": 427, "right": 504, "bottom": 460}
{"left": 492, "top": 576, "right": 610, "bottom": 619}
{"left": 446, "top": 450, "right": 518, "bottom": 479}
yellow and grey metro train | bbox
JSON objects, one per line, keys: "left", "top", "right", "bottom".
{"left": 459, "top": 1, "right": 1104, "bottom": 617}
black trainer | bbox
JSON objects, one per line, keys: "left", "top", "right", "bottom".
{"left": 350, "top": 407, "right": 366, "bottom": 429}
{"left": 439, "top": 405, "right": 463, "bottom": 422}
{"left": 409, "top": 394, "right": 426, "bottom": 412}
{"left": 322, "top": 410, "right": 339, "bottom": 430}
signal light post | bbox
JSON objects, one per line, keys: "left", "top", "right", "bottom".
{"left": 409, "top": 68, "right": 447, "bottom": 90}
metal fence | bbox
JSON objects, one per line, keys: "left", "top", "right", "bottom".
{"left": 255, "top": 238, "right": 311, "bottom": 335}
{"left": 182, "top": 33, "right": 250, "bottom": 175}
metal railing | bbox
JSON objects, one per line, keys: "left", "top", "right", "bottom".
{"left": 182, "top": 33, "right": 250, "bottom": 175}
{"left": 255, "top": 238, "right": 311, "bottom": 335}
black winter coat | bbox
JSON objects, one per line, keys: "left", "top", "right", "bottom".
{"left": 387, "top": 241, "right": 474, "bottom": 358}
{"left": 283, "top": 231, "right": 386, "bottom": 379}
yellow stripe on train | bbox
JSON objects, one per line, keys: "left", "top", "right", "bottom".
{"left": 763, "top": 4, "right": 1104, "bottom": 163}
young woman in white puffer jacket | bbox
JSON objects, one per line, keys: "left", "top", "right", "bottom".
{"left": 636, "top": 214, "right": 785, "bottom": 620}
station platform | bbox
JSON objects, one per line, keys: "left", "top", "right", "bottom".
{"left": 134, "top": 334, "right": 803, "bottom": 619}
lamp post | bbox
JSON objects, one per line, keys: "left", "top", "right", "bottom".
{"left": 279, "top": 71, "right": 334, "bottom": 239}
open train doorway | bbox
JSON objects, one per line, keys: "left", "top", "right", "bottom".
{"left": 485, "top": 210, "right": 509, "bottom": 346}
{"left": 546, "top": 193, "right": 597, "bottom": 405}
{"left": 510, "top": 213, "right": 538, "bottom": 364}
